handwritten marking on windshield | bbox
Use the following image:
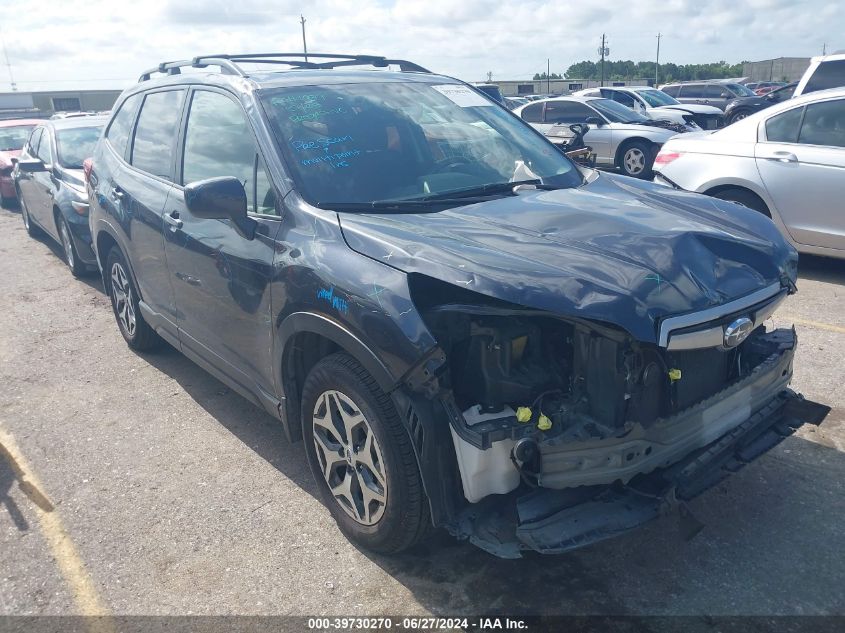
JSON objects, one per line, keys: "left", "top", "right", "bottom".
{"left": 291, "top": 135, "right": 353, "bottom": 152}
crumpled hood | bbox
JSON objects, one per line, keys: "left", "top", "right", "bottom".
{"left": 338, "top": 172, "right": 797, "bottom": 344}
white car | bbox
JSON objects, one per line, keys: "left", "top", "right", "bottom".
{"left": 653, "top": 87, "right": 845, "bottom": 259}
{"left": 575, "top": 86, "right": 724, "bottom": 130}
{"left": 513, "top": 96, "right": 683, "bottom": 178}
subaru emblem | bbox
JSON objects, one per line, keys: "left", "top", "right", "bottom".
{"left": 723, "top": 317, "right": 754, "bottom": 348}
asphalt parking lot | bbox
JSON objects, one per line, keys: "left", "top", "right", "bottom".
{"left": 0, "top": 202, "right": 843, "bottom": 618}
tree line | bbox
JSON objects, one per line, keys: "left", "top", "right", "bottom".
{"left": 552, "top": 60, "right": 746, "bottom": 83}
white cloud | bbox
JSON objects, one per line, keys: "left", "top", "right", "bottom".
{"left": 0, "top": 0, "right": 842, "bottom": 91}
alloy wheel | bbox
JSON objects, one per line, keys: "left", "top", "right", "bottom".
{"left": 110, "top": 262, "right": 136, "bottom": 337}
{"left": 623, "top": 147, "right": 646, "bottom": 175}
{"left": 59, "top": 220, "right": 75, "bottom": 269}
{"left": 312, "top": 389, "right": 387, "bottom": 526}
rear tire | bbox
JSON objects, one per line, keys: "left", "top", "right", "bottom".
{"left": 105, "top": 247, "right": 162, "bottom": 351}
{"left": 20, "top": 196, "right": 41, "bottom": 237}
{"left": 711, "top": 188, "right": 770, "bottom": 216}
{"left": 57, "top": 214, "right": 87, "bottom": 277}
{"left": 301, "top": 352, "right": 430, "bottom": 554}
{"left": 618, "top": 140, "right": 654, "bottom": 179}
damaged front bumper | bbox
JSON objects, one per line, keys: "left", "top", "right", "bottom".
{"left": 449, "top": 329, "right": 826, "bottom": 558}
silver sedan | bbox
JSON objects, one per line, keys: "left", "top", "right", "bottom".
{"left": 653, "top": 87, "right": 845, "bottom": 259}
{"left": 513, "top": 96, "right": 684, "bottom": 178}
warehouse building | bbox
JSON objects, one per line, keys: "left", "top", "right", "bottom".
{"left": 742, "top": 57, "right": 811, "bottom": 83}
{"left": 490, "top": 78, "right": 654, "bottom": 97}
{"left": 0, "top": 89, "right": 122, "bottom": 120}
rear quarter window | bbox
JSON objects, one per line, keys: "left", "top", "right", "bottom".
{"left": 105, "top": 93, "right": 142, "bottom": 158}
{"left": 804, "top": 60, "right": 845, "bottom": 94}
{"left": 520, "top": 102, "right": 544, "bottom": 123}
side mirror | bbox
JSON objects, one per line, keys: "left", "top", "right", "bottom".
{"left": 16, "top": 158, "right": 47, "bottom": 173}
{"left": 585, "top": 116, "right": 603, "bottom": 127}
{"left": 184, "top": 176, "right": 256, "bottom": 240}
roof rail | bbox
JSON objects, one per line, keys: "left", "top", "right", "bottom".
{"left": 138, "top": 53, "right": 430, "bottom": 82}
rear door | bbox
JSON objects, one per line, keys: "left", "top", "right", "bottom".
{"left": 675, "top": 84, "right": 703, "bottom": 106}
{"left": 755, "top": 98, "right": 845, "bottom": 251}
{"left": 543, "top": 101, "right": 613, "bottom": 163}
{"left": 119, "top": 88, "right": 186, "bottom": 334}
{"left": 164, "top": 88, "right": 282, "bottom": 395}
{"left": 29, "top": 127, "right": 57, "bottom": 233}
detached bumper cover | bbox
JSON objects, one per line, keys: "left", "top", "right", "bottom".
{"left": 451, "top": 331, "right": 828, "bottom": 558}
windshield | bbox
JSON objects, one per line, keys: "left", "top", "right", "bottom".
{"left": 259, "top": 81, "right": 581, "bottom": 207}
{"left": 56, "top": 125, "right": 103, "bottom": 169}
{"left": 636, "top": 89, "right": 680, "bottom": 107}
{"left": 588, "top": 98, "right": 650, "bottom": 123}
{"left": 0, "top": 125, "right": 36, "bottom": 151}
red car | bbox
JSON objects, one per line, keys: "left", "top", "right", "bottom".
{"left": 0, "top": 119, "right": 42, "bottom": 206}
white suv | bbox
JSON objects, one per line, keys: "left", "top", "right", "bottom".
{"left": 795, "top": 52, "right": 845, "bottom": 97}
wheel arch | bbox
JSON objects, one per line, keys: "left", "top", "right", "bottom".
{"left": 614, "top": 136, "right": 658, "bottom": 168}
{"left": 276, "top": 312, "right": 460, "bottom": 527}
{"left": 703, "top": 184, "right": 772, "bottom": 217}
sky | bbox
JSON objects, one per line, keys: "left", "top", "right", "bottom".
{"left": 0, "top": 0, "right": 842, "bottom": 92}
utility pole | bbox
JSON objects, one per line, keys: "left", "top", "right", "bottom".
{"left": 487, "top": 71, "right": 492, "bottom": 82}
{"left": 547, "top": 58, "right": 550, "bottom": 93}
{"left": 0, "top": 28, "right": 15, "bottom": 91}
{"left": 598, "top": 34, "right": 609, "bottom": 87}
{"left": 822, "top": 42, "right": 827, "bottom": 55}
{"left": 300, "top": 14, "right": 308, "bottom": 63}
{"left": 655, "top": 32, "right": 661, "bottom": 87}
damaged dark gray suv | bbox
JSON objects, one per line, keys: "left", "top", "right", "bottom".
{"left": 87, "top": 54, "right": 815, "bottom": 558}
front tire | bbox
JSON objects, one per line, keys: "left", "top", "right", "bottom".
{"left": 105, "top": 247, "right": 161, "bottom": 351}
{"left": 727, "top": 110, "right": 751, "bottom": 125}
{"left": 618, "top": 140, "right": 653, "bottom": 179}
{"left": 58, "top": 215, "right": 87, "bottom": 277}
{"left": 301, "top": 353, "right": 430, "bottom": 554}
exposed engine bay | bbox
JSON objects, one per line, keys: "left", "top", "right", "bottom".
{"left": 420, "top": 297, "right": 795, "bottom": 504}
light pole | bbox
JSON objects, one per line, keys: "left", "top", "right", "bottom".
{"left": 598, "top": 35, "right": 609, "bottom": 87}
{"left": 300, "top": 15, "right": 308, "bottom": 63}
{"left": 655, "top": 32, "right": 661, "bottom": 87}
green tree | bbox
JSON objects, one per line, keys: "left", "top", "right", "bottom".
{"left": 533, "top": 72, "right": 563, "bottom": 80}
{"left": 564, "top": 59, "right": 747, "bottom": 81}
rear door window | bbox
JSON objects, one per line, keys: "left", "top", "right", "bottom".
{"left": 130, "top": 89, "right": 186, "bottom": 180}
{"left": 679, "top": 85, "right": 704, "bottom": 98}
{"left": 804, "top": 60, "right": 845, "bottom": 94}
{"left": 520, "top": 102, "right": 544, "bottom": 123}
{"left": 765, "top": 106, "right": 804, "bottom": 143}
{"left": 797, "top": 99, "right": 845, "bottom": 147}
{"left": 106, "top": 93, "right": 142, "bottom": 159}
{"left": 543, "top": 101, "right": 593, "bottom": 124}
{"left": 662, "top": 86, "right": 680, "bottom": 97}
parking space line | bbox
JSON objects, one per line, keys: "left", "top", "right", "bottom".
{"left": 0, "top": 425, "right": 112, "bottom": 626}
{"left": 784, "top": 317, "right": 845, "bottom": 335}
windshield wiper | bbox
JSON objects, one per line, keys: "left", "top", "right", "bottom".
{"left": 416, "top": 179, "right": 563, "bottom": 201}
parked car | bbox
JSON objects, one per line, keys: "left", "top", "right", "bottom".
{"left": 723, "top": 82, "right": 797, "bottom": 125}
{"left": 660, "top": 81, "right": 757, "bottom": 110}
{"left": 471, "top": 83, "right": 504, "bottom": 104}
{"left": 0, "top": 119, "right": 41, "bottom": 206}
{"left": 794, "top": 51, "right": 845, "bottom": 97}
{"left": 653, "top": 87, "right": 845, "bottom": 260}
{"left": 13, "top": 116, "right": 107, "bottom": 275}
{"left": 87, "top": 53, "right": 811, "bottom": 558}
{"left": 574, "top": 86, "right": 723, "bottom": 129}
{"left": 753, "top": 82, "right": 787, "bottom": 95}
{"left": 514, "top": 96, "right": 684, "bottom": 178}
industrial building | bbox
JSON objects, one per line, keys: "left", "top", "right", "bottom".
{"left": 741, "top": 57, "right": 811, "bottom": 83}
{"left": 0, "top": 89, "right": 122, "bottom": 120}
{"left": 490, "top": 78, "right": 654, "bottom": 97}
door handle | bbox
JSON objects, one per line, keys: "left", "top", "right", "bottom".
{"left": 767, "top": 151, "right": 798, "bottom": 163}
{"left": 111, "top": 187, "right": 124, "bottom": 201}
{"left": 164, "top": 210, "right": 183, "bottom": 229}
